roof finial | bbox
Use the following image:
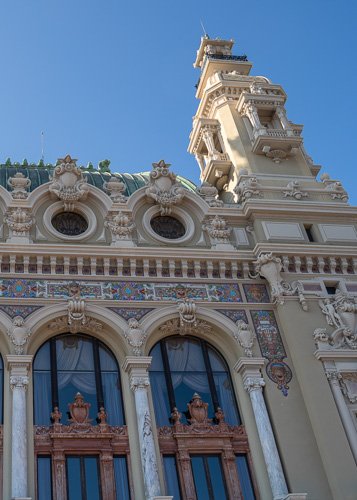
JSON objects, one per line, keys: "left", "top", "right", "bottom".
{"left": 200, "top": 20, "right": 209, "bottom": 39}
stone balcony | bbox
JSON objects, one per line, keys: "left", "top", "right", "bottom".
{"left": 251, "top": 126, "right": 303, "bottom": 155}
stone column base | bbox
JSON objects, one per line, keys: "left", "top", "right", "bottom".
{"left": 12, "top": 497, "right": 32, "bottom": 500}
{"left": 153, "top": 497, "right": 173, "bottom": 500}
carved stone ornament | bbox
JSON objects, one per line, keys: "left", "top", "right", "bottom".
{"left": 340, "top": 372, "right": 357, "bottom": 403}
{"left": 265, "top": 148, "right": 287, "bottom": 164}
{"left": 250, "top": 252, "right": 308, "bottom": 310}
{"left": 124, "top": 318, "right": 147, "bottom": 356}
{"left": 249, "top": 82, "right": 266, "bottom": 95}
{"left": 322, "top": 175, "right": 349, "bottom": 202}
{"left": 129, "top": 374, "right": 150, "bottom": 391}
{"left": 195, "top": 181, "right": 223, "bottom": 207}
{"left": 49, "top": 155, "right": 89, "bottom": 210}
{"left": 178, "top": 298, "right": 197, "bottom": 328}
{"left": 5, "top": 207, "right": 33, "bottom": 236}
{"left": 233, "top": 320, "right": 255, "bottom": 357}
{"left": 187, "top": 393, "right": 211, "bottom": 426}
{"left": 202, "top": 215, "right": 231, "bottom": 242}
{"left": 7, "top": 316, "right": 31, "bottom": 354}
{"left": 243, "top": 376, "right": 265, "bottom": 393}
{"left": 104, "top": 211, "right": 135, "bottom": 241}
{"left": 68, "top": 392, "right": 92, "bottom": 425}
{"left": 283, "top": 180, "right": 308, "bottom": 200}
{"left": 8, "top": 172, "right": 31, "bottom": 199}
{"left": 318, "top": 291, "right": 357, "bottom": 349}
{"left": 68, "top": 288, "right": 87, "bottom": 334}
{"left": 103, "top": 176, "right": 127, "bottom": 203}
{"left": 160, "top": 318, "right": 212, "bottom": 336}
{"left": 234, "top": 175, "right": 262, "bottom": 203}
{"left": 145, "top": 160, "right": 185, "bottom": 215}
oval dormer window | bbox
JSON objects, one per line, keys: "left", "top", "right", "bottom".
{"left": 51, "top": 212, "right": 88, "bottom": 236}
{"left": 150, "top": 215, "right": 185, "bottom": 239}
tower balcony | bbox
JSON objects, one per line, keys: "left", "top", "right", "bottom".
{"left": 251, "top": 126, "right": 303, "bottom": 155}
{"left": 201, "top": 156, "right": 232, "bottom": 191}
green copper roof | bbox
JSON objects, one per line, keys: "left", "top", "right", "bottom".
{"left": 0, "top": 165, "right": 196, "bottom": 196}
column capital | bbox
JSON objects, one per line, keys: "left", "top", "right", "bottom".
{"left": 7, "top": 354, "right": 33, "bottom": 381}
{"left": 10, "top": 375, "right": 29, "bottom": 390}
{"left": 244, "top": 376, "right": 265, "bottom": 393}
{"left": 325, "top": 369, "right": 342, "bottom": 383}
{"left": 122, "top": 356, "right": 152, "bottom": 392}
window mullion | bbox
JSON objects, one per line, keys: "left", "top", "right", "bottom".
{"left": 203, "top": 456, "right": 215, "bottom": 500}
{"left": 160, "top": 341, "right": 176, "bottom": 414}
{"left": 50, "top": 338, "right": 59, "bottom": 410}
{"left": 200, "top": 340, "right": 220, "bottom": 412}
{"left": 80, "top": 457, "right": 87, "bottom": 500}
{"left": 93, "top": 340, "right": 104, "bottom": 410}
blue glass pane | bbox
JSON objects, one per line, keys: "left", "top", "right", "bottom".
{"left": 58, "top": 372, "right": 97, "bottom": 422}
{"left": 34, "top": 342, "right": 51, "bottom": 370}
{"left": 208, "top": 348, "right": 226, "bottom": 372}
{"left": 149, "top": 343, "right": 164, "bottom": 370}
{"left": 207, "top": 456, "right": 227, "bottom": 499}
{"left": 213, "top": 373, "right": 240, "bottom": 425}
{"left": 34, "top": 371, "right": 52, "bottom": 425}
{"left": 85, "top": 457, "right": 100, "bottom": 500}
{"left": 99, "top": 345, "right": 117, "bottom": 371}
{"left": 66, "top": 457, "right": 82, "bottom": 500}
{"left": 172, "top": 372, "right": 213, "bottom": 419}
{"left": 37, "top": 456, "right": 52, "bottom": 500}
{"left": 236, "top": 455, "right": 255, "bottom": 500}
{"left": 191, "top": 457, "right": 209, "bottom": 500}
{"left": 150, "top": 372, "right": 171, "bottom": 426}
{"left": 166, "top": 338, "right": 206, "bottom": 371}
{"left": 163, "top": 456, "right": 181, "bottom": 500}
{"left": 114, "top": 456, "right": 130, "bottom": 500}
{"left": 56, "top": 336, "right": 94, "bottom": 371}
{"left": 102, "top": 372, "right": 124, "bottom": 425}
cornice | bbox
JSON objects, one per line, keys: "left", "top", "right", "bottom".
{"left": 314, "top": 349, "right": 357, "bottom": 361}
{"left": 253, "top": 242, "right": 357, "bottom": 257}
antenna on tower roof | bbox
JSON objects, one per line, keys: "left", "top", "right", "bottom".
{"left": 200, "top": 20, "right": 209, "bottom": 38}
{"left": 41, "top": 131, "right": 45, "bottom": 162}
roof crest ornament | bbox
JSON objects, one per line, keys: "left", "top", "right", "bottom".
{"left": 146, "top": 160, "right": 185, "bottom": 215}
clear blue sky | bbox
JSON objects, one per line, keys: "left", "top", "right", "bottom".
{"left": 1, "top": 1, "right": 356, "bottom": 201}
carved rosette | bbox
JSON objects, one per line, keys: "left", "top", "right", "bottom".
{"left": 145, "top": 160, "right": 185, "bottom": 215}
{"left": 49, "top": 155, "right": 89, "bottom": 210}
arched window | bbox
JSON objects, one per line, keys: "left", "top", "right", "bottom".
{"left": 34, "top": 333, "right": 124, "bottom": 425}
{"left": 34, "top": 335, "right": 131, "bottom": 500}
{"left": 149, "top": 336, "right": 240, "bottom": 425}
{"left": 150, "top": 337, "right": 257, "bottom": 500}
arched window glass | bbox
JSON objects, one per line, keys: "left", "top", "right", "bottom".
{"left": 34, "top": 334, "right": 124, "bottom": 426}
{"left": 149, "top": 336, "right": 240, "bottom": 426}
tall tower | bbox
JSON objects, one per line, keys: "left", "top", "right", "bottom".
{"left": 188, "top": 36, "right": 324, "bottom": 201}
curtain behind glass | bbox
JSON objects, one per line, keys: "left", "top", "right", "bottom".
{"left": 114, "top": 457, "right": 130, "bottom": 500}
{"left": 34, "top": 372, "right": 52, "bottom": 425}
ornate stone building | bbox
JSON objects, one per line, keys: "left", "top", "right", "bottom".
{"left": 0, "top": 36, "right": 356, "bottom": 500}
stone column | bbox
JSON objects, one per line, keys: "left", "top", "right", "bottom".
{"left": 326, "top": 369, "right": 357, "bottom": 463}
{"left": 276, "top": 106, "right": 294, "bottom": 136}
{"left": 244, "top": 104, "right": 262, "bottom": 132}
{"left": 7, "top": 355, "right": 33, "bottom": 500}
{"left": 123, "top": 357, "right": 171, "bottom": 500}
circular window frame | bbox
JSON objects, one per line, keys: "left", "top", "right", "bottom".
{"left": 142, "top": 206, "right": 195, "bottom": 244}
{"left": 43, "top": 202, "right": 97, "bottom": 241}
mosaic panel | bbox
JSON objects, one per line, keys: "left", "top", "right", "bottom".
{"left": 217, "top": 310, "right": 248, "bottom": 324}
{"left": 243, "top": 284, "right": 270, "bottom": 303}
{"left": 250, "top": 310, "right": 292, "bottom": 396}
{"left": 0, "top": 304, "right": 43, "bottom": 319}
{"left": 0, "top": 279, "right": 242, "bottom": 303}
{"left": 108, "top": 308, "right": 154, "bottom": 321}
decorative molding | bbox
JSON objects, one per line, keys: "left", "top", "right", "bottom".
{"left": 49, "top": 155, "right": 89, "bottom": 211}
{"left": 159, "top": 318, "right": 212, "bottom": 336}
{"left": 104, "top": 211, "right": 136, "bottom": 245}
{"left": 243, "top": 376, "right": 265, "bottom": 393}
{"left": 5, "top": 207, "right": 33, "bottom": 238}
{"left": 146, "top": 160, "right": 185, "bottom": 215}
{"left": 8, "top": 172, "right": 31, "bottom": 199}
{"left": 234, "top": 175, "right": 262, "bottom": 203}
{"left": 7, "top": 316, "right": 31, "bottom": 355}
{"left": 283, "top": 180, "right": 308, "bottom": 200}
{"left": 124, "top": 318, "right": 147, "bottom": 356}
{"left": 10, "top": 375, "right": 29, "bottom": 390}
{"left": 202, "top": 215, "right": 232, "bottom": 244}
